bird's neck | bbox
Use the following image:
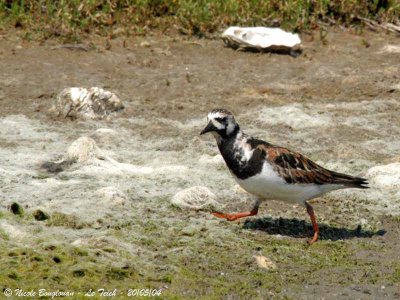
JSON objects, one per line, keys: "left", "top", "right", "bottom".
{"left": 216, "top": 128, "right": 243, "bottom": 146}
{"left": 217, "top": 130, "right": 248, "bottom": 161}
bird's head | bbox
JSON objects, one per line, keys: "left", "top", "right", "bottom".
{"left": 200, "top": 109, "right": 239, "bottom": 139}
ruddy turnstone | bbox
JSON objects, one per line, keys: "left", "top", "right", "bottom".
{"left": 200, "top": 108, "right": 368, "bottom": 244}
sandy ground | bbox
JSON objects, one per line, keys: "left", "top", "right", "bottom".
{"left": 0, "top": 28, "right": 400, "bottom": 299}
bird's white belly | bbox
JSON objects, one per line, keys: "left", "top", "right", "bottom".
{"left": 234, "top": 162, "right": 344, "bottom": 204}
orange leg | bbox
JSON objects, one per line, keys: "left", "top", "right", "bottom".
{"left": 306, "top": 203, "right": 319, "bottom": 244}
{"left": 212, "top": 200, "right": 260, "bottom": 221}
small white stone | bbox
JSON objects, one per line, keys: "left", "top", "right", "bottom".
{"left": 66, "top": 137, "right": 102, "bottom": 162}
{"left": 71, "top": 239, "right": 84, "bottom": 246}
{"left": 171, "top": 186, "right": 218, "bottom": 211}
{"left": 0, "top": 220, "right": 28, "bottom": 241}
{"left": 90, "top": 128, "right": 119, "bottom": 144}
{"left": 96, "top": 187, "right": 128, "bottom": 206}
{"left": 379, "top": 45, "right": 400, "bottom": 53}
{"left": 254, "top": 255, "right": 277, "bottom": 270}
{"left": 221, "top": 26, "right": 301, "bottom": 51}
{"left": 140, "top": 41, "right": 151, "bottom": 47}
{"left": 366, "top": 163, "right": 400, "bottom": 191}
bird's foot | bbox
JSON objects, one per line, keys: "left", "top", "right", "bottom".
{"left": 212, "top": 208, "right": 258, "bottom": 221}
{"left": 212, "top": 212, "right": 239, "bottom": 221}
{"left": 307, "top": 232, "right": 318, "bottom": 245}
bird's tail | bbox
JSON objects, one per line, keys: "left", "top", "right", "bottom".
{"left": 330, "top": 171, "right": 369, "bottom": 189}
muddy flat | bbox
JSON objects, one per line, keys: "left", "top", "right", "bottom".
{"left": 0, "top": 29, "right": 399, "bottom": 299}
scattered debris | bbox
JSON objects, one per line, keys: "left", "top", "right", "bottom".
{"left": 105, "top": 39, "right": 112, "bottom": 50}
{"left": 140, "top": 41, "right": 151, "bottom": 48}
{"left": 33, "top": 209, "right": 50, "bottom": 221}
{"left": 319, "top": 27, "right": 329, "bottom": 45}
{"left": 50, "top": 44, "right": 89, "bottom": 51}
{"left": 154, "top": 47, "right": 172, "bottom": 56}
{"left": 40, "top": 160, "right": 75, "bottom": 174}
{"left": 72, "top": 269, "right": 86, "bottom": 277}
{"left": 221, "top": 27, "right": 301, "bottom": 55}
{"left": 171, "top": 186, "right": 218, "bottom": 211}
{"left": 10, "top": 202, "right": 24, "bottom": 215}
{"left": 51, "top": 87, "right": 124, "bottom": 119}
{"left": 48, "top": 212, "right": 88, "bottom": 229}
{"left": 359, "top": 17, "right": 400, "bottom": 35}
{"left": 185, "top": 72, "right": 191, "bottom": 83}
{"left": 361, "top": 39, "right": 371, "bottom": 48}
{"left": 254, "top": 255, "right": 277, "bottom": 270}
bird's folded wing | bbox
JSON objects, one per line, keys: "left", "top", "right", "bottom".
{"left": 257, "top": 145, "right": 366, "bottom": 187}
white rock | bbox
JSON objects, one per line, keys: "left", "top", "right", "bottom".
{"left": 66, "top": 137, "right": 103, "bottom": 162}
{"left": 92, "top": 128, "right": 118, "bottom": 136}
{"left": 221, "top": 27, "right": 301, "bottom": 52}
{"left": 90, "top": 128, "right": 119, "bottom": 144}
{"left": 96, "top": 187, "right": 128, "bottom": 206}
{"left": 379, "top": 45, "right": 400, "bottom": 54}
{"left": 366, "top": 163, "right": 400, "bottom": 192}
{"left": 71, "top": 239, "right": 84, "bottom": 246}
{"left": 0, "top": 220, "right": 28, "bottom": 241}
{"left": 140, "top": 41, "right": 151, "bottom": 48}
{"left": 254, "top": 255, "right": 277, "bottom": 270}
{"left": 171, "top": 186, "right": 218, "bottom": 211}
{"left": 52, "top": 87, "right": 124, "bottom": 119}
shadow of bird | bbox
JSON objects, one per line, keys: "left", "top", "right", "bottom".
{"left": 243, "top": 216, "right": 386, "bottom": 241}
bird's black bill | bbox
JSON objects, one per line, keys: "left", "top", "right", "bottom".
{"left": 200, "top": 122, "right": 216, "bottom": 135}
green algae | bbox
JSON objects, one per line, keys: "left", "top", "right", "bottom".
{"left": 0, "top": 203, "right": 398, "bottom": 299}
{"left": 46, "top": 212, "right": 90, "bottom": 229}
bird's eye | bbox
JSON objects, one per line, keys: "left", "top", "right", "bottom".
{"left": 215, "top": 117, "right": 226, "bottom": 123}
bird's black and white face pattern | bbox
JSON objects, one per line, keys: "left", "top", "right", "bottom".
{"left": 200, "top": 109, "right": 239, "bottom": 139}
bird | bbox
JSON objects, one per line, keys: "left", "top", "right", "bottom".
{"left": 200, "top": 108, "right": 368, "bottom": 244}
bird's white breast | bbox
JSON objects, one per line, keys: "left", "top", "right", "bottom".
{"left": 233, "top": 162, "right": 344, "bottom": 204}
